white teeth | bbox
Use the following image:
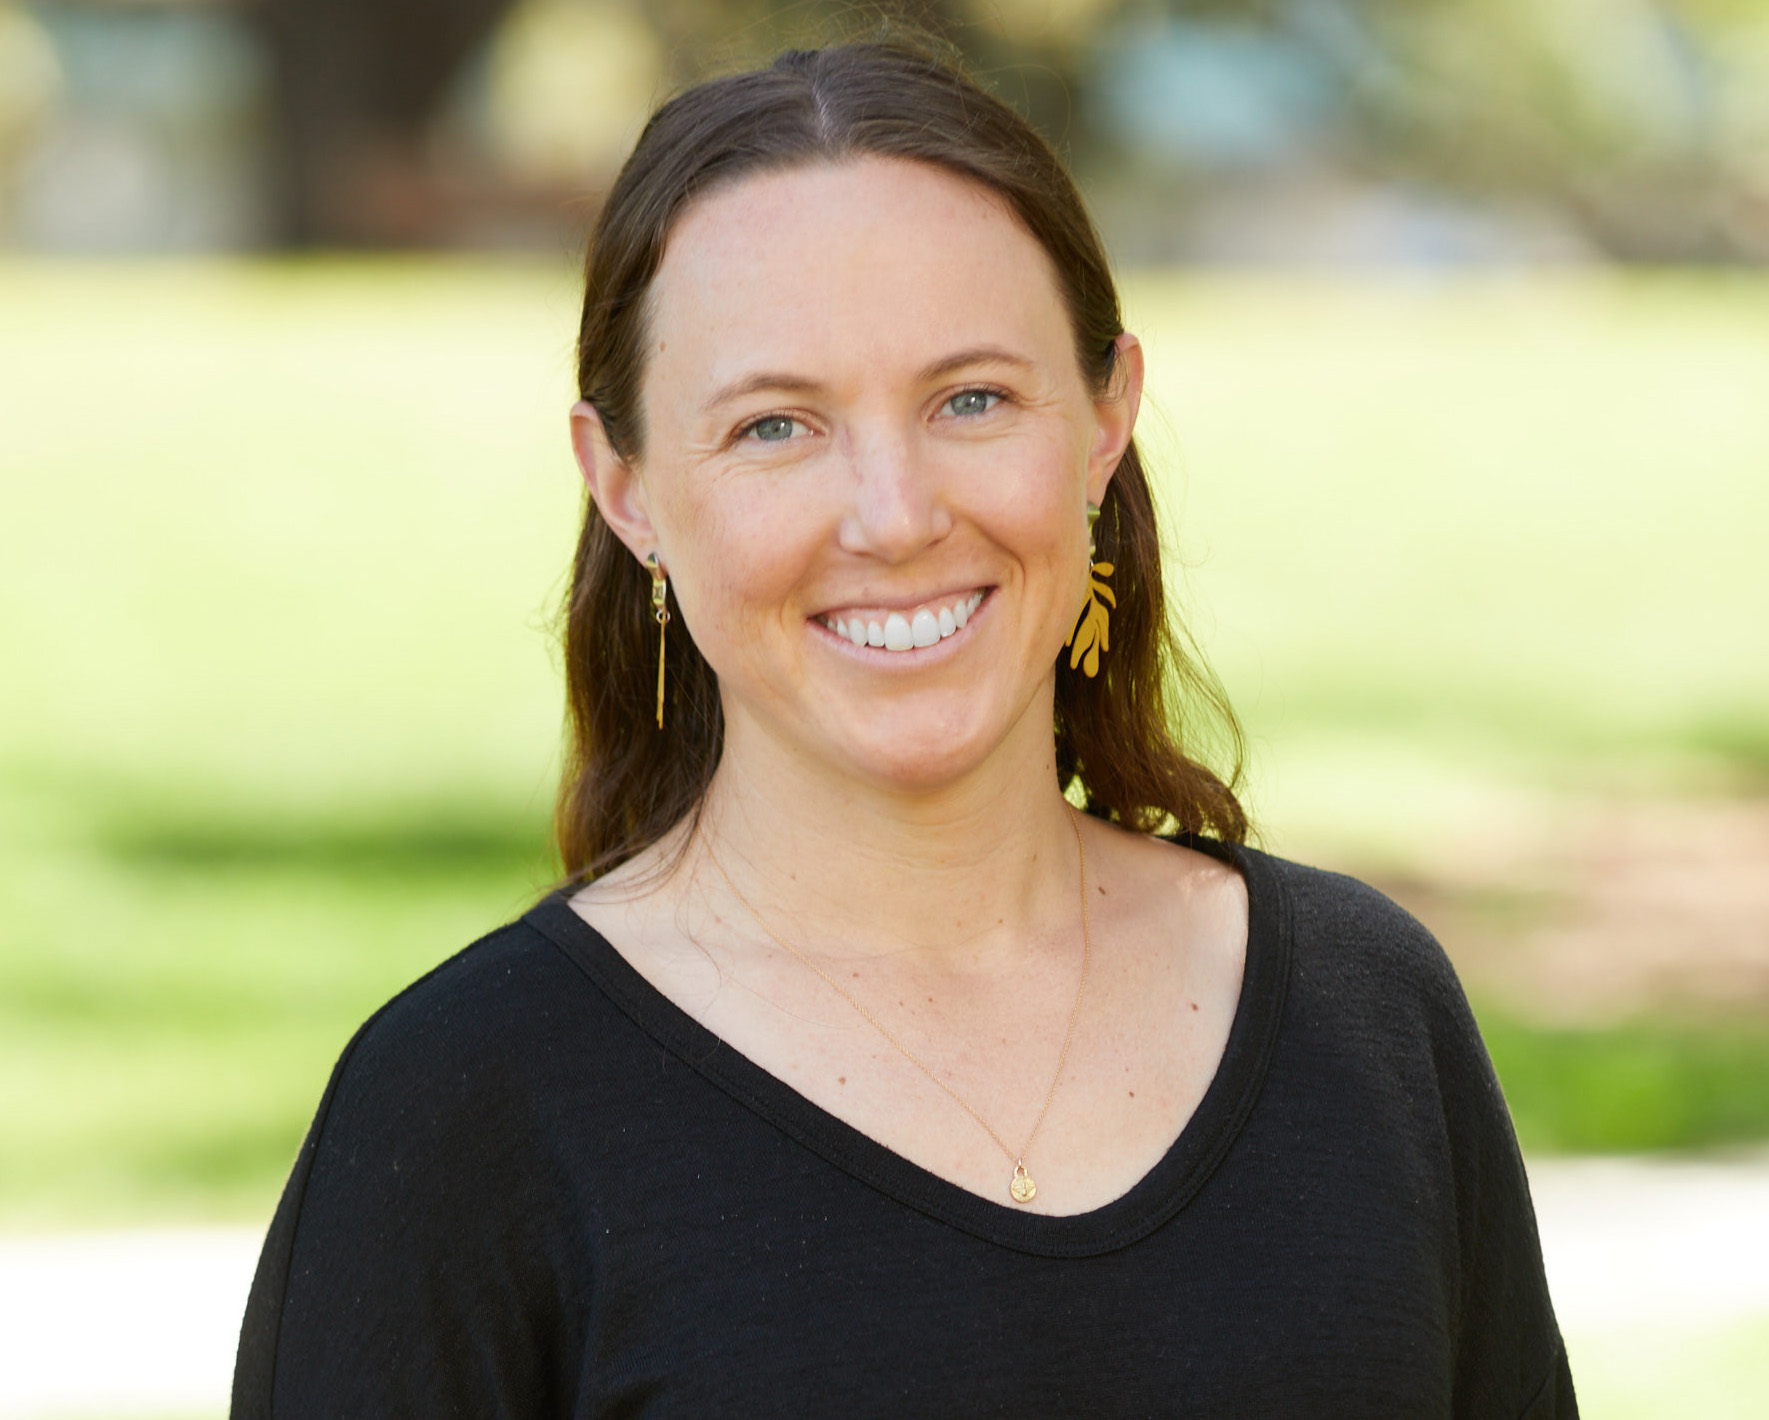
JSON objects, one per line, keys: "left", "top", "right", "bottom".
{"left": 827, "top": 591, "right": 985, "bottom": 652}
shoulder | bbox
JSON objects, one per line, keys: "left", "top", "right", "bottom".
{"left": 1234, "top": 849, "right": 1566, "bottom": 1404}
{"left": 339, "top": 916, "right": 582, "bottom": 1082}
{"left": 1097, "top": 824, "right": 1248, "bottom": 974}
{"left": 270, "top": 909, "right": 633, "bottom": 1271}
{"left": 239, "top": 913, "right": 609, "bottom": 1414}
{"left": 312, "top": 908, "right": 636, "bottom": 1167}
{"left": 1252, "top": 848, "right": 1467, "bottom": 1014}
{"left": 1230, "top": 845, "right": 1506, "bottom": 1100}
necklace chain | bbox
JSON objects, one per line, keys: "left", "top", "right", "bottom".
{"left": 696, "top": 808, "right": 1091, "bottom": 1204}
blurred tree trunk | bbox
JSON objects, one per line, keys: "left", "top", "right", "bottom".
{"left": 255, "top": 0, "right": 516, "bottom": 245}
{"left": 250, "top": 0, "right": 992, "bottom": 247}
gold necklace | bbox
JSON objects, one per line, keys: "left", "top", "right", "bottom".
{"left": 697, "top": 807, "right": 1091, "bottom": 1206}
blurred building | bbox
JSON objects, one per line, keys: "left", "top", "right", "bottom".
{"left": 0, "top": 1, "right": 266, "bottom": 249}
{"left": 1, "top": 0, "right": 1765, "bottom": 262}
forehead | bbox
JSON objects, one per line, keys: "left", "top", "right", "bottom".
{"left": 644, "top": 157, "right": 1072, "bottom": 395}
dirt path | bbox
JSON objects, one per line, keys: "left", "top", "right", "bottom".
{"left": 1363, "top": 796, "right": 1769, "bottom": 1024}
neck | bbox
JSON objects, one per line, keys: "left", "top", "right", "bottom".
{"left": 693, "top": 697, "right": 1082, "bottom": 974}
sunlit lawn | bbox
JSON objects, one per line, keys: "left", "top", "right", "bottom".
{"left": 1565, "top": 1313, "right": 1769, "bottom": 1420}
{"left": 3, "top": 259, "right": 1768, "bottom": 1232}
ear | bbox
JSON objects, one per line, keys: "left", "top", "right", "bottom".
{"left": 571, "top": 400, "right": 659, "bottom": 562}
{"left": 1085, "top": 332, "right": 1144, "bottom": 505}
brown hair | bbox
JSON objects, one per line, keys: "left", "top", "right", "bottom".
{"left": 559, "top": 40, "right": 1246, "bottom": 880}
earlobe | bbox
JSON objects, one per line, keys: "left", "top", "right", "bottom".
{"left": 1087, "top": 333, "right": 1145, "bottom": 501}
{"left": 570, "top": 399, "right": 657, "bottom": 557}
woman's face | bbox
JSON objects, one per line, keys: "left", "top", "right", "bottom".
{"left": 576, "top": 156, "right": 1141, "bottom": 796}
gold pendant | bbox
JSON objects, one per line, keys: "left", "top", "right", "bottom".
{"left": 1009, "top": 1161, "right": 1036, "bottom": 1204}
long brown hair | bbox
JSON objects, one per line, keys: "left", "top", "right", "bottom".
{"left": 559, "top": 40, "right": 1246, "bottom": 881}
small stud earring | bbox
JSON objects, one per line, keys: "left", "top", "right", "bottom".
{"left": 1065, "top": 502, "right": 1114, "bottom": 678}
{"left": 647, "top": 552, "right": 670, "bottom": 729}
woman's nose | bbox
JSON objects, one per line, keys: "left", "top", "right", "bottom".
{"left": 835, "top": 426, "right": 952, "bottom": 562}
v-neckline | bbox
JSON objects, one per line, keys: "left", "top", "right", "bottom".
{"left": 524, "top": 836, "right": 1292, "bottom": 1259}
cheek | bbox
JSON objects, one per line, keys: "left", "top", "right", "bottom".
{"left": 660, "top": 478, "right": 826, "bottom": 651}
{"left": 960, "top": 433, "right": 1088, "bottom": 577}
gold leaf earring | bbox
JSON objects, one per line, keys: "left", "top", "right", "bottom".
{"left": 1065, "top": 502, "right": 1114, "bottom": 678}
{"left": 647, "top": 552, "right": 670, "bottom": 729}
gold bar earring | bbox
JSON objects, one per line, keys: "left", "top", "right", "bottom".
{"left": 648, "top": 553, "right": 670, "bottom": 729}
{"left": 1065, "top": 502, "right": 1114, "bottom": 678}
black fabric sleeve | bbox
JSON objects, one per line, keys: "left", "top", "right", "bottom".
{"left": 230, "top": 930, "right": 589, "bottom": 1419}
{"left": 1395, "top": 903, "right": 1573, "bottom": 1417}
{"left": 1520, "top": 1347, "right": 1578, "bottom": 1420}
{"left": 1435, "top": 981, "right": 1576, "bottom": 1419}
{"left": 1280, "top": 864, "right": 1576, "bottom": 1419}
{"left": 231, "top": 1017, "right": 368, "bottom": 1419}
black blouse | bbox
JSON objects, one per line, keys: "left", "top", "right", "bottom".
{"left": 232, "top": 841, "right": 1575, "bottom": 1418}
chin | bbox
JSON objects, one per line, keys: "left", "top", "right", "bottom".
{"left": 818, "top": 709, "right": 1009, "bottom": 795}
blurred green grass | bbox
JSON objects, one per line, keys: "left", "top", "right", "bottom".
{"left": 1130, "top": 273, "right": 1769, "bottom": 769}
{"left": 2, "top": 259, "right": 1767, "bottom": 1225}
{"left": 1483, "top": 1015, "right": 1769, "bottom": 1153}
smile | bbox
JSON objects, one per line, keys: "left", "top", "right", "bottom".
{"left": 818, "top": 589, "right": 987, "bottom": 652}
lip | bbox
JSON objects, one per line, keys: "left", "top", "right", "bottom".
{"left": 812, "top": 584, "right": 992, "bottom": 623}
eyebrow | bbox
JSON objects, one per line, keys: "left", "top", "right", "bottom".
{"left": 915, "top": 345, "right": 1035, "bottom": 383}
{"left": 702, "top": 371, "right": 824, "bottom": 413}
{"left": 701, "top": 346, "right": 1034, "bottom": 413}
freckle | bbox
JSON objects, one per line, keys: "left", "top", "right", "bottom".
{"left": 1128, "top": 1090, "right": 1135, "bottom": 1098}
{"left": 852, "top": 972, "right": 860, "bottom": 978}
{"left": 1190, "top": 1001, "right": 1199, "bottom": 1011}
{"left": 838, "top": 1076, "right": 846, "bottom": 1085}
{"left": 927, "top": 995, "right": 934, "bottom": 1003}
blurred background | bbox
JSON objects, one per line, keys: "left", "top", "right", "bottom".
{"left": 2, "top": 1, "right": 1766, "bottom": 1416}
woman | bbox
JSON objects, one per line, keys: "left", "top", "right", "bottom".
{"left": 233, "top": 41, "right": 1574, "bottom": 1418}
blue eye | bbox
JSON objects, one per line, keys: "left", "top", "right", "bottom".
{"left": 746, "top": 415, "right": 800, "bottom": 442}
{"left": 945, "top": 389, "right": 1000, "bottom": 418}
